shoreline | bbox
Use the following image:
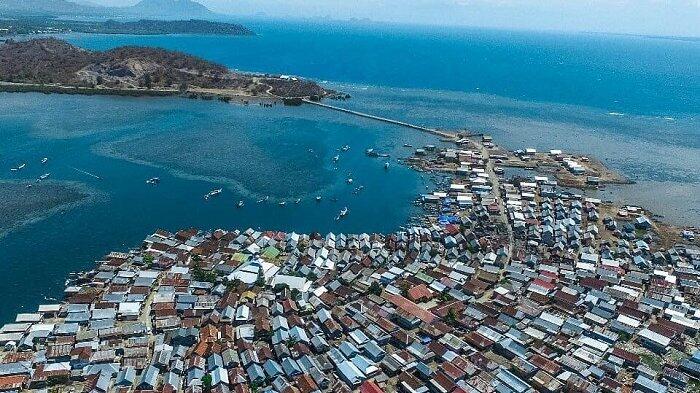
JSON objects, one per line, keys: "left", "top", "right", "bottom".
{"left": 0, "top": 130, "right": 697, "bottom": 392}
{"left": 0, "top": 82, "right": 309, "bottom": 105}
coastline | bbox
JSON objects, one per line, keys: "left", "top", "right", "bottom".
{"left": 0, "top": 81, "right": 306, "bottom": 105}
{"left": 0, "top": 129, "right": 697, "bottom": 392}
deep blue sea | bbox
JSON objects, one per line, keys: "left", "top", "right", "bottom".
{"left": 0, "top": 20, "right": 698, "bottom": 322}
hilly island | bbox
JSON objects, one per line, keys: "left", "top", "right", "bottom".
{"left": 0, "top": 38, "right": 333, "bottom": 101}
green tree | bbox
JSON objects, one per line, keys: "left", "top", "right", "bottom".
{"left": 367, "top": 281, "right": 383, "bottom": 296}
{"left": 143, "top": 73, "right": 152, "bottom": 89}
{"left": 202, "top": 374, "right": 212, "bottom": 392}
{"left": 255, "top": 270, "right": 265, "bottom": 287}
{"left": 143, "top": 254, "right": 154, "bottom": 268}
{"left": 445, "top": 308, "right": 459, "bottom": 327}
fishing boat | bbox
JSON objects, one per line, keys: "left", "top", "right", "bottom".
{"left": 237, "top": 201, "right": 244, "bottom": 208}
{"left": 11, "top": 163, "right": 26, "bottom": 172}
{"left": 37, "top": 173, "right": 50, "bottom": 181}
{"left": 41, "top": 157, "right": 48, "bottom": 164}
{"left": 146, "top": 177, "right": 160, "bottom": 185}
{"left": 204, "top": 188, "right": 223, "bottom": 200}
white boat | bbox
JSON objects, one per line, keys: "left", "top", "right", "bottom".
{"left": 346, "top": 178, "right": 353, "bottom": 184}
{"left": 384, "top": 162, "right": 390, "bottom": 169}
{"left": 237, "top": 200, "right": 244, "bottom": 208}
{"left": 41, "top": 157, "right": 48, "bottom": 164}
{"left": 333, "top": 155, "right": 340, "bottom": 163}
{"left": 341, "top": 145, "right": 350, "bottom": 152}
{"left": 204, "top": 188, "right": 223, "bottom": 199}
{"left": 37, "top": 173, "right": 50, "bottom": 181}
{"left": 146, "top": 177, "right": 160, "bottom": 185}
{"left": 11, "top": 163, "right": 26, "bottom": 172}
{"left": 316, "top": 196, "right": 322, "bottom": 202}
{"left": 336, "top": 206, "right": 349, "bottom": 220}
{"left": 295, "top": 198, "right": 301, "bottom": 204}
{"left": 279, "top": 201, "right": 286, "bottom": 206}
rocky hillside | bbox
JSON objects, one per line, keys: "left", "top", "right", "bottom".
{"left": 0, "top": 0, "right": 218, "bottom": 19}
{"left": 0, "top": 38, "right": 331, "bottom": 99}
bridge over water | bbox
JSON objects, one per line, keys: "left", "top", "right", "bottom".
{"left": 302, "top": 99, "right": 481, "bottom": 140}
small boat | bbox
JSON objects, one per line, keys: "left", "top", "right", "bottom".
{"left": 340, "top": 207, "right": 348, "bottom": 217}
{"left": 295, "top": 198, "right": 301, "bottom": 204}
{"left": 146, "top": 177, "right": 160, "bottom": 185}
{"left": 365, "top": 148, "right": 378, "bottom": 157}
{"left": 204, "top": 188, "right": 223, "bottom": 200}
{"left": 333, "top": 155, "right": 340, "bottom": 163}
{"left": 315, "top": 196, "right": 322, "bottom": 202}
{"left": 25, "top": 184, "right": 32, "bottom": 189}
{"left": 378, "top": 153, "right": 390, "bottom": 158}
{"left": 494, "top": 167, "right": 504, "bottom": 175}
{"left": 37, "top": 173, "right": 50, "bottom": 181}
{"left": 11, "top": 163, "right": 26, "bottom": 172}
{"left": 384, "top": 162, "right": 390, "bottom": 170}
{"left": 403, "top": 143, "right": 413, "bottom": 148}
{"left": 279, "top": 201, "right": 286, "bottom": 207}
{"left": 341, "top": 145, "right": 350, "bottom": 152}
{"left": 346, "top": 178, "right": 353, "bottom": 184}
{"left": 41, "top": 157, "right": 48, "bottom": 164}
{"left": 237, "top": 200, "right": 244, "bottom": 208}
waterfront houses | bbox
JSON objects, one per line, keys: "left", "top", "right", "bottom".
{"left": 0, "top": 137, "right": 698, "bottom": 393}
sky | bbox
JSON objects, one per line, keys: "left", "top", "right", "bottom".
{"left": 87, "top": 0, "right": 700, "bottom": 37}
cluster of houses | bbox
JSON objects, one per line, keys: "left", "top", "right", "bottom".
{"left": 0, "top": 137, "right": 699, "bottom": 393}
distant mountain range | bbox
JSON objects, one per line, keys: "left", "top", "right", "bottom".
{"left": 0, "top": 0, "right": 217, "bottom": 20}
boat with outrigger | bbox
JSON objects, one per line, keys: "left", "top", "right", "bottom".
{"left": 365, "top": 148, "right": 390, "bottom": 158}
{"left": 10, "top": 163, "right": 26, "bottom": 172}
{"left": 335, "top": 206, "right": 349, "bottom": 220}
{"left": 257, "top": 196, "right": 269, "bottom": 203}
{"left": 204, "top": 188, "right": 222, "bottom": 200}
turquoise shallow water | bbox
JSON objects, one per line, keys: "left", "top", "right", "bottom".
{"left": 0, "top": 20, "right": 698, "bottom": 322}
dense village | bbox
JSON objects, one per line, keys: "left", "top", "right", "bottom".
{"left": 0, "top": 135, "right": 699, "bottom": 393}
